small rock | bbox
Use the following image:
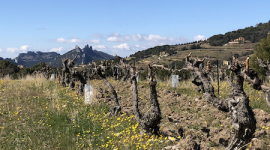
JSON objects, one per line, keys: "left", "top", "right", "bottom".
{"left": 163, "top": 135, "right": 200, "bottom": 150}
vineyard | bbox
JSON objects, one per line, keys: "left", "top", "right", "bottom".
{"left": 1, "top": 54, "right": 270, "bottom": 150}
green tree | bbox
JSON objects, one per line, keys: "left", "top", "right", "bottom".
{"left": 156, "top": 69, "right": 171, "bottom": 81}
{"left": 30, "top": 62, "right": 47, "bottom": 74}
{"left": 190, "top": 44, "right": 197, "bottom": 49}
{"left": 0, "top": 60, "right": 20, "bottom": 78}
{"left": 181, "top": 46, "right": 188, "bottom": 51}
{"left": 208, "top": 20, "right": 270, "bottom": 46}
{"left": 196, "top": 44, "right": 201, "bottom": 49}
{"left": 250, "top": 33, "right": 270, "bottom": 80}
{"left": 18, "top": 67, "right": 30, "bottom": 77}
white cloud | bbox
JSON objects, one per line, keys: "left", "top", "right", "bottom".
{"left": 57, "top": 38, "right": 65, "bottom": 42}
{"left": 50, "top": 47, "right": 63, "bottom": 53}
{"left": 107, "top": 32, "right": 125, "bottom": 42}
{"left": 145, "top": 34, "right": 167, "bottom": 41}
{"left": 110, "top": 32, "right": 120, "bottom": 37}
{"left": 125, "top": 34, "right": 144, "bottom": 41}
{"left": 56, "top": 37, "right": 79, "bottom": 43}
{"left": 124, "top": 34, "right": 186, "bottom": 45}
{"left": 6, "top": 47, "right": 18, "bottom": 52}
{"left": 113, "top": 43, "right": 130, "bottom": 50}
{"left": 104, "top": 33, "right": 189, "bottom": 57}
{"left": 91, "top": 40, "right": 100, "bottom": 43}
{"left": 0, "top": 49, "right": 2, "bottom": 52}
{"left": 70, "top": 38, "right": 80, "bottom": 43}
{"left": 56, "top": 37, "right": 100, "bottom": 44}
{"left": 143, "top": 34, "right": 178, "bottom": 44}
{"left": 107, "top": 36, "right": 125, "bottom": 42}
{"left": 20, "top": 45, "right": 30, "bottom": 51}
{"left": 107, "top": 33, "right": 187, "bottom": 45}
{"left": 53, "top": 33, "right": 189, "bottom": 57}
{"left": 193, "top": 35, "right": 206, "bottom": 41}
{"left": 93, "top": 45, "right": 107, "bottom": 49}
{"left": 6, "top": 45, "right": 35, "bottom": 53}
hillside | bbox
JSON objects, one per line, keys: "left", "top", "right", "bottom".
{"left": 128, "top": 42, "right": 257, "bottom": 71}
{"left": 128, "top": 20, "right": 270, "bottom": 70}
{"left": 14, "top": 51, "right": 61, "bottom": 67}
{"left": 208, "top": 20, "right": 270, "bottom": 46}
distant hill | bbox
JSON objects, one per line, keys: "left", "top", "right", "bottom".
{"left": 128, "top": 21, "right": 270, "bottom": 61}
{"left": 129, "top": 45, "right": 171, "bottom": 59}
{"left": 46, "top": 45, "right": 114, "bottom": 67}
{"left": 8, "top": 45, "right": 114, "bottom": 67}
{"left": 14, "top": 51, "right": 61, "bottom": 67}
{"left": 208, "top": 20, "right": 270, "bottom": 46}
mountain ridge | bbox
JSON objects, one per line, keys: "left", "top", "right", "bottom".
{"left": 2, "top": 45, "right": 115, "bottom": 67}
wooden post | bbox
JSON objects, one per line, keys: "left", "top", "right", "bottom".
{"left": 246, "top": 56, "right": 249, "bottom": 70}
{"left": 217, "top": 59, "right": 219, "bottom": 95}
{"left": 207, "top": 61, "right": 210, "bottom": 71}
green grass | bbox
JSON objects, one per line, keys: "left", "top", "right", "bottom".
{"left": 1, "top": 73, "right": 270, "bottom": 149}
{"left": 0, "top": 77, "right": 178, "bottom": 150}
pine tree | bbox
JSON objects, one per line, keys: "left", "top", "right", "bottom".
{"left": 250, "top": 32, "right": 270, "bottom": 80}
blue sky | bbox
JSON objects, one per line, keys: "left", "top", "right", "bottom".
{"left": 0, "top": 0, "right": 269, "bottom": 58}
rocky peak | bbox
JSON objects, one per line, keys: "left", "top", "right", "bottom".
{"left": 14, "top": 57, "right": 22, "bottom": 63}
{"left": 26, "top": 51, "right": 36, "bottom": 55}
{"left": 75, "top": 45, "right": 81, "bottom": 52}
{"left": 81, "top": 44, "right": 94, "bottom": 54}
{"left": 84, "top": 44, "right": 89, "bottom": 49}
{"left": 82, "top": 44, "right": 88, "bottom": 53}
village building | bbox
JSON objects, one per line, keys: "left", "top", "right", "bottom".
{"left": 228, "top": 37, "right": 245, "bottom": 45}
{"left": 159, "top": 51, "right": 169, "bottom": 57}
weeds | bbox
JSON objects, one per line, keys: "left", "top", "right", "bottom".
{"left": 0, "top": 75, "right": 176, "bottom": 149}
{"left": 0, "top": 74, "right": 270, "bottom": 149}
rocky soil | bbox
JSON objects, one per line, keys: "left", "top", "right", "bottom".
{"left": 91, "top": 79, "right": 270, "bottom": 150}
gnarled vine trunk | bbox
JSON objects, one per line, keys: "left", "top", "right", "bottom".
{"left": 39, "top": 65, "right": 53, "bottom": 79}
{"left": 71, "top": 70, "right": 87, "bottom": 94}
{"left": 191, "top": 74, "right": 205, "bottom": 93}
{"left": 186, "top": 55, "right": 256, "bottom": 150}
{"left": 95, "top": 66, "right": 121, "bottom": 116}
{"left": 130, "top": 64, "right": 161, "bottom": 135}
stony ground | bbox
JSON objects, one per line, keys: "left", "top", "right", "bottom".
{"left": 90, "top": 78, "right": 270, "bottom": 150}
